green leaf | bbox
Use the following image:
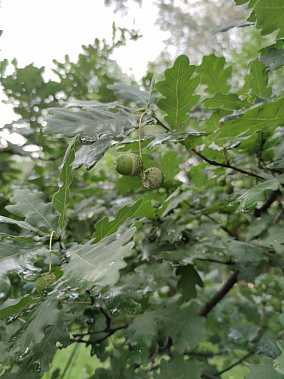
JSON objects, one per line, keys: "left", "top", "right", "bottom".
{"left": 6, "top": 189, "right": 60, "bottom": 233}
{"left": 73, "top": 138, "right": 113, "bottom": 170}
{"left": 108, "top": 83, "right": 157, "bottom": 108}
{"left": 44, "top": 107, "right": 139, "bottom": 140}
{"left": 147, "top": 131, "right": 207, "bottom": 149}
{"left": 257, "top": 330, "right": 281, "bottom": 358}
{"left": 122, "top": 311, "right": 157, "bottom": 362}
{"left": 154, "top": 354, "right": 203, "bottom": 379}
{"left": 5, "top": 307, "right": 70, "bottom": 379}
{"left": 235, "top": 0, "right": 250, "bottom": 4}
{"left": 62, "top": 228, "right": 136, "bottom": 288}
{"left": 252, "top": 0, "right": 284, "bottom": 39}
{"left": 92, "top": 198, "right": 143, "bottom": 243}
{"left": 156, "top": 55, "right": 200, "bottom": 130}
{"left": 203, "top": 93, "right": 251, "bottom": 111}
{"left": 44, "top": 107, "right": 141, "bottom": 170}
{"left": 245, "top": 357, "right": 284, "bottom": 379}
{"left": 0, "top": 240, "right": 42, "bottom": 261}
{"left": 0, "top": 296, "right": 41, "bottom": 320}
{"left": 0, "top": 216, "right": 39, "bottom": 234}
{"left": 13, "top": 298, "right": 62, "bottom": 352}
{"left": 161, "top": 188, "right": 192, "bottom": 217}
{"left": 157, "top": 301, "right": 206, "bottom": 353}
{"left": 53, "top": 138, "right": 76, "bottom": 229}
{"left": 249, "top": 60, "right": 272, "bottom": 100}
{"left": 176, "top": 265, "right": 203, "bottom": 301}
{"left": 275, "top": 341, "right": 284, "bottom": 374}
{"left": 259, "top": 40, "right": 284, "bottom": 70}
{"left": 25, "top": 318, "right": 69, "bottom": 377}
{"left": 159, "top": 151, "right": 184, "bottom": 183}
{"left": 196, "top": 54, "right": 232, "bottom": 95}
{"left": 223, "top": 239, "right": 273, "bottom": 263}
{"left": 214, "top": 100, "right": 284, "bottom": 143}
{"left": 231, "top": 179, "right": 281, "bottom": 212}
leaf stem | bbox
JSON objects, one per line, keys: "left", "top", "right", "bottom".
{"left": 138, "top": 110, "right": 148, "bottom": 178}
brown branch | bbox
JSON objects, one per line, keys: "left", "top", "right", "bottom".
{"left": 254, "top": 190, "right": 281, "bottom": 217}
{"left": 191, "top": 149, "right": 265, "bottom": 181}
{"left": 198, "top": 270, "right": 239, "bottom": 317}
{"left": 72, "top": 323, "right": 128, "bottom": 340}
{"left": 201, "top": 374, "right": 220, "bottom": 379}
{"left": 152, "top": 112, "right": 172, "bottom": 132}
{"left": 184, "top": 350, "right": 228, "bottom": 358}
{"left": 100, "top": 306, "right": 111, "bottom": 329}
{"left": 195, "top": 258, "right": 235, "bottom": 265}
{"left": 215, "top": 348, "right": 255, "bottom": 376}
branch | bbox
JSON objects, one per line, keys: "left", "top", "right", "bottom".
{"left": 191, "top": 149, "right": 265, "bottom": 181}
{"left": 184, "top": 350, "right": 228, "bottom": 358}
{"left": 215, "top": 348, "right": 255, "bottom": 376}
{"left": 72, "top": 323, "right": 128, "bottom": 340}
{"left": 152, "top": 112, "right": 172, "bottom": 132}
{"left": 100, "top": 306, "right": 111, "bottom": 329}
{"left": 254, "top": 190, "right": 281, "bottom": 217}
{"left": 201, "top": 374, "right": 220, "bottom": 379}
{"left": 59, "top": 323, "right": 128, "bottom": 350}
{"left": 198, "top": 270, "right": 239, "bottom": 317}
{"left": 195, "top": 258, "right": 235, "bottom": 265}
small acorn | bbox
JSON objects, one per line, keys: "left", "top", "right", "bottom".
{"left": 36, "top": 272, "right": 57, "bottom": 293}
{"left": 114, "top": 153, "right": 143, "bottom": 176}
{"left": 143, "top": 167, "right": 164, "bottom": 189}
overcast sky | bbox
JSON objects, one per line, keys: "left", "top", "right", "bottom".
{"left": 0, "top": 0, "right": 170, "bottom": 128}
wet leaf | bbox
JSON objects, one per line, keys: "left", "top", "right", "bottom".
{"left": 156, "top": 55, "right": 200, "bottom": 129}
{"left": 6, "top": 189, "right": 60, "bottom": 234}
{"left": 92, "top": 198, "right": 143, "bottom": 243}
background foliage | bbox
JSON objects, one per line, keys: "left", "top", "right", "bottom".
{"left": 0, "top": 0, "right": 284, "bottom": 378}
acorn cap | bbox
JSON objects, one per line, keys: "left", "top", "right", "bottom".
{"left": 36, "top": 272, "right": 57, "bottom": 293}
{"left": 115, "top": 153, "right": 143, "bottom": 176}
{"left": 143, "top": 167, "right": 164, "bottom": 189}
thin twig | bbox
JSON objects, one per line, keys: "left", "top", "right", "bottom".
{"left": 152, "top": 112, "right": 171, "bottom": 132}
{"left": 60, "top": 343, "right": 79, "bottom": 379}
{"left": 256, "top": 132, "right": 265, "bottom": 169}
{"left": 184, "top": 350, "right": 228, "bottom": 358}
{"left": 205, "top": 214, "right": 232, "bottom": 236}
{"left": 198, "top": 270, "right": 239, "bottom": 317}
{"left": 195, "top": 258, "right": 235, "bottom": 265}
{"left": 191, "top": 149, "right": 265, "bottom": 181}
{"left": 201, "top": 373, "right": 220, "bottom": 379}
{"left": 100, "top": 306, "right": 112, "bottom": 330}
{"left": 74, "top": 324, "right": 128, "bottom": 344}
{"left": 215, "top": 349, "right": 255, "bottom": 376}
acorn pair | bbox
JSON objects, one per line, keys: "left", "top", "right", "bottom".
{"left": 114, "top": 153, "right": 164, "bottom": 189}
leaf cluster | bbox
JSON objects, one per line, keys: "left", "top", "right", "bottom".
{"left": 1, "top": 2, "right": 284, "bottom": 379}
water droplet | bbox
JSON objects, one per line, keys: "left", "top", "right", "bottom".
{"left": 19, "top": 347, "right": 31, "bottom": 360}
{"left": 33, "top": 360, "right": 41, "bottom": 372}
{"left": 110, "top": 307, "right": 120, "bottom": 316}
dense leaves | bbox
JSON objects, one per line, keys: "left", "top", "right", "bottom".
{"left": 1, "top": 1, "right": 284, "bottom": 379}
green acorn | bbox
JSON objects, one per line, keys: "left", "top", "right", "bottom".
{"left": 36, "top": 272, "right": 57, "bottom": 293}
{"left": 143, "top": 167, "right": 164, "bottom": 189}
{"left": 114, "top": 153, "right": 143, "bottom": 176}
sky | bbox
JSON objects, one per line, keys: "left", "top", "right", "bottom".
{"left": 0, "top": 0, "right": 170, "bottom": 130}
